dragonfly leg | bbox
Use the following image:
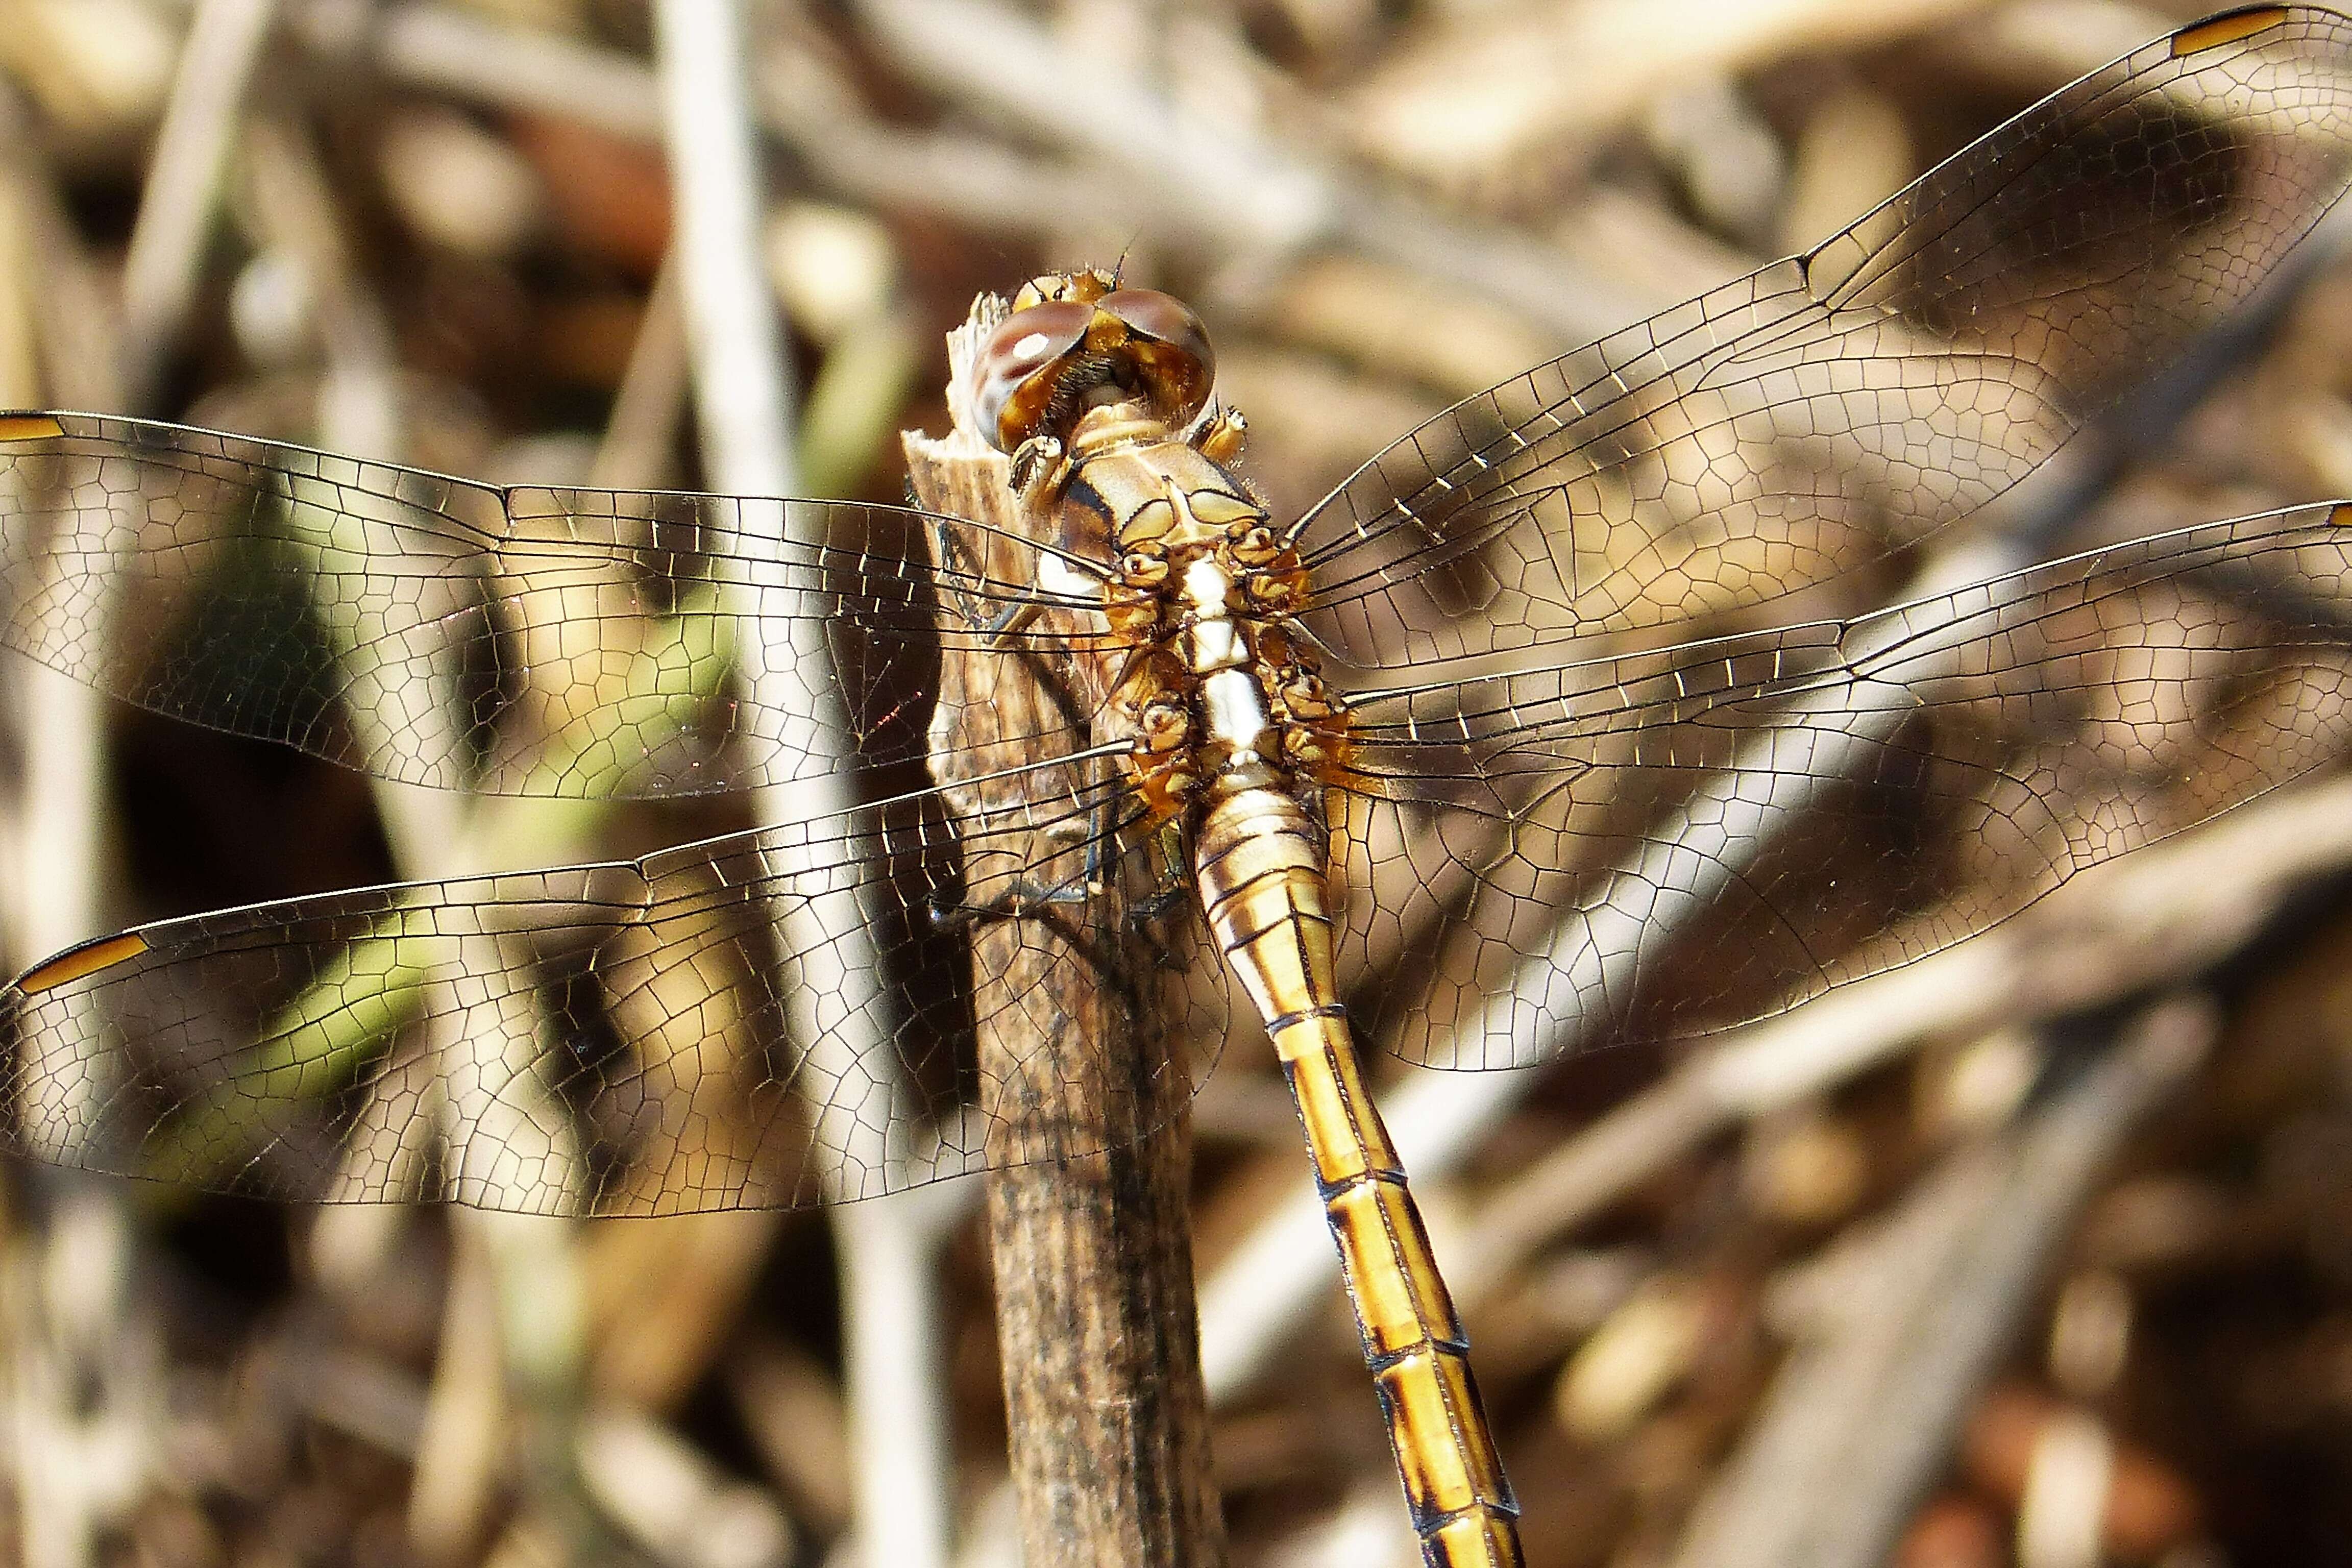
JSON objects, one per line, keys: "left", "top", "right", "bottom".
{"left": 927, "top": 810, "right": 1102, "bottom": 930}
{"left": 1008, "top": 433, "right": 1066, "bottom": 501}
{"left": 1126, "top": 818, "right": 1191, "bottom": 926}
{"left": 926, "top": 871, "right": 1093, "bottom": 934}
{"left": 984, "top": 599, "right": 1043, "bottom": 642}
{"left": 1194, "top": 405, "right": 1246, "bottom": 463}
{"left": 934, "top": 512, "right": 1108, "bottom": 645}
{"left": 931, "top": 511, "right": 1045, "bottom": 643}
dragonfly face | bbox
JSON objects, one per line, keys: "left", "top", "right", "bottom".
{"left": 971, "top": 271, "right": 1219, "bottom": 456}
{"left": 7, "top": 6, "right": 2352, "bottom": 1562}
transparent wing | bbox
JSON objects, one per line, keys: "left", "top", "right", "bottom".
{"left": 1330, "top": 503, "right": 2352, "bottom": 1066}
{"left": 1295, "top": 7, "right": 2352, "bottom": 666}
{"left": 0, "top": 762, "right": 1230, "bottom": 1215}
{"left": 0, "top": 410, "right": 1098, "bottom": 799}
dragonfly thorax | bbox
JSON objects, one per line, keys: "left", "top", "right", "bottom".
{"left": 1043, "top": 406, "right": 1351, "bottom": 824}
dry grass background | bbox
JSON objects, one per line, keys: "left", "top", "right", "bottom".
{"left": 1, "top": 2, "right": 2351, "bottom": 1566}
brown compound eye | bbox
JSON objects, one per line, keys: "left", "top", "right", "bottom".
{"left": 1098, "top": 289, "right": 1210, "bottom": 361}
{"left": 971, "top": 286, "right": 1219, "bottom": 453}
{"left": 973, "top": 300, "right": 1091, "bottom": 452}
{"left": 1098, "top": 289, "right": 1214, "bottom": 428}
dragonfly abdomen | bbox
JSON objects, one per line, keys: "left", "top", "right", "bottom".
{"left": 1195, "top": 787, "right": 1524, "bottom": 1568}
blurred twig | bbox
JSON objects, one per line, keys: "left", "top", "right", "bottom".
{"left": 1457, "top": 770, "right": 2352, "bottom": 1298}
{"left": 9, "top": 1190, "right": 157, "bottom": 1568}
{"left": 576, "top": 1404, "right": 795, "bottom": 1568}
{"left": 1340, "top": 0, "right": 1983, "bottom": 183}
{"left": 655, "top": 5, "right": 955, "bottom": 1564}
{"left": 589, "top": 251, "right": 688, "bottom": 492}
{"left": 331, "top": 0, "right": 1649, "bottom": 345}
{"left": 1666, "top": 997, "right": 2215, "bottom": 1568}
{"left": 847, "top": 0, "right": 1648, "bottom": 341}
{"left": 832, "top": 1186, "right": 969, "bottom": 1568}
{"left": 1, "top": 35, "right": 163, "bottom": 1568}
{"left": 120, "top": 0, "right": 279, "bottom": 409}
{"left": 657, "top": 0, "right": 795, "bottom": 497}
{"left": 325, "top": 1, "right": 662, "bottom": 141}
{"left": 407, "top": 1215, "right": 510, "bottom": 1564}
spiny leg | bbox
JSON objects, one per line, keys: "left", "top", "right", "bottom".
{"left": 933, "top": 508, "right": 1110, "bottom": 644}
{"left": 927, "top": 776, "right": 1126, "bottom": 932}
{"left": 1128, "top": 817, "right": 1192, "bottom": 928}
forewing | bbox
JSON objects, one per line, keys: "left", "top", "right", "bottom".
{"left": 1329, "top": 504, "right": 2352, "bottom": 1066}
{"left": 0, "top": 765, "right": 1223, "bottom": 1214}
{"left": 1296, "top": 8, "right": 2352, "bottom": 666}
{"left": 0, "top": 411, "right": 1088, "bottom": 798}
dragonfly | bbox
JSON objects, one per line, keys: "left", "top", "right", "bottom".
{"left": 8, "top": 7, "right": 2352, "bottom": 1564}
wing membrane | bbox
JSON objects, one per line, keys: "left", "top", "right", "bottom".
{"left": 1332, "top": 503, "right": 2352, "bottom": 1065}
{"left": 1296, "top": 8, "right": 2352, "bottom": 666}
{"left": 10, "top": 12, "right": 2352, "bottom": 1208}
{"left": 0, "top": 411, "right": 1099, "bottom": 799}
{"left": 0, "top": 759, "right": 1225, "bottom": 1215}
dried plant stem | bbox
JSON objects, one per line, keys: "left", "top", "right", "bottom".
{"left": 905, "top": 420, "right": 1224, "bottom": 1568}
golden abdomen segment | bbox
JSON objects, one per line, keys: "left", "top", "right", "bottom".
{"left": 1194, "top": 787, "right": 1524, "bottom": 1568}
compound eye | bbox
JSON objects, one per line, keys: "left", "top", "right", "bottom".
{"left": 973, "top": 300, "right": 1090, "bottom": 452}
{"left": 1098, "top": 289, "right": 1214, "bottom": 426}
{"left": 1099, "top": 289, "right": 1210, "bottom": 363}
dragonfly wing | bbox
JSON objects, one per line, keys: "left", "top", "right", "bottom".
{"left": 0, "top": 762, "right": 1223, "bottom": 1214}
{"left": 1327, "top": 504, "right": 2352, "bottom": 1066}
{"left": 1295, "top": 8, "right": 2352, "bottom": 666}
{"left": 0, "top": 411, "right": 1084, "bottom": 799}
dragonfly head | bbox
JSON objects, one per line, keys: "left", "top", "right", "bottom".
{"left": 974, "top": 272, "right": 1215, "bottom": 455}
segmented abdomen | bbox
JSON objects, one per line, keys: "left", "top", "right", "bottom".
{"left": 1194, "top": 786, "right": 1523, "bottom": 1568}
